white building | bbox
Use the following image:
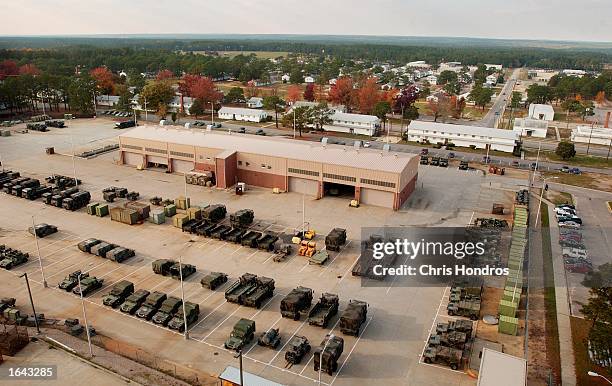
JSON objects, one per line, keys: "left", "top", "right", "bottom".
{"left": 513, "top": 118, "right": 548, "bottom": 138}
{"left": 329, "top": 78, "right": 337, "bottom": 85}
{"left": 426, "top": 75, "right": 438, "bottom": 85}
{"left": 562, "top": 69, "right": 587, "bottom": 77}
{"left": 169, "top": 96, "right": 194, "bottom": 114}
{"left": 304, "top": 76, "right": 315, "bottom": 84}
{"left": 218, "top": 107, "right": 268, "bottom": 122}
{"left": 281, "top": 74, "right": 290, "bottom": 83}
{"left": 96, "top": 95, "right": 120, "bottom": 107}
{"left": 406, "top": 61, "right": 430, "bottom": 69}
{"left": 571, "top": 125, "right": 612, "bottom": 145}
{"left": 485, "top": 64, "right": 503, "bottom": 71}
{"left": 528, "top": 104, "right": 555, "bottom": 121}
{"left": 406, "top": 121, "right": 520, "bottom": 153}
{"left": 477, "top": 348, "right": 526, "bottom": 386}
{"left": 246, "top": 97, "right": 263, "bottom": 109}
{"left": 324, "top": 112, "right": 381, "bottom": 136}
{"left": 485, "top": 74, "right": 498, "bottom": 86}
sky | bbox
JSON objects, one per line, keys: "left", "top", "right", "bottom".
{"left": 1, "top": 0, "right": 611, "bottom": 42}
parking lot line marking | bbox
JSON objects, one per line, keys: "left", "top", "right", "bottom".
{"left": 148, "top": 276, "right": 175, "bottom": 292}
{"left": 262, "top": 253, "right": 276, "bottom": 264}
{"left": 319, "top": 241, "right": 352, "bottom": 277}
{"left": 246, "top": 250, "right": 259, "bottom": 260}
{"left": 46, "top": 257, "right": 107, "bottom": 280}
{"left": 338, "top": 254, "right": 360, "bottom": 284}
{"left": 199, "top": 304, "right": 242, "bottom": 342}
{"left": 419, "top": 286, "right": 449, "bottom": 361}
{"left": 267, "top": 319, "right": 308, "bottom": 365}
{"left": 230, "top": 246, "right": 243, "bottom": 255}
{"left": 242, "top": 353, "right": 329, "bottom": 385}
{"left": 249, "top": 295, "right": 277, "bottom": 320}
{"left": 189, "top": 300, "right": 228, "bottom": 333}
{"left": 245, "top": 314, "right": 284, "bottom": 356}
{"left": 298, "top": 261, "right": 310, "bottom": 273}
{"left": 95, "top": 262, "right": 153, "bottom": 293}
{"left": 330, "top": 315, "right": 375, "bottom": 385}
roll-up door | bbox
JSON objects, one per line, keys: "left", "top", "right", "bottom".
{"left": 123, "top": 152, "right": 144, "bottom": 168}
{"left": 288, "top": 177, "right": 318, "bottom": 196}
{"left": 360, "top": 188, "right": 394, "bottom": 208}
{"left": 172, "top": 159, "right": 194, "bottom": 174}
{"left": 147, "top": 155, "right": 167, "bottom": 165}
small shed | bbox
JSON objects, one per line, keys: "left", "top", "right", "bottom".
{"left": 219, "top": 366, "right": 285, "bottom": 386}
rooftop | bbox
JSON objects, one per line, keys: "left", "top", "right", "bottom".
{"left": 219, "top": 366, "right": 285, "bottom": 386}
{"left": 477, "top": 348, "right": 527, "bottom": 386}
{"left": 119, "top": 125, "right": 416, "bottom": 173}
{"left": 408, "top": 121, "right": 520, "bottom": 140}
{"left": 331, "top": 111, "right": 380, "bottom": 124}
{"left": 218, "top": 106, "right": 268, "bottom": 116}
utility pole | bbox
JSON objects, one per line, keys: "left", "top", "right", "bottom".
{"left": 178, "top": 255, "right": 189, "bottom": 340}
{"left": 293, "top": 109, "right": 296, "bottom": 139}
{"left": 233, "top": 350, "right": 244, "bottom": 386}
{"left": 586, "top": 120, "right": 595, "bottom": 155}
{"left": 144, "top": 97, "right": 148, "bottom": 122}
{"left": 70, "top": 135, "right": 78, "bottom": 187}
{"left": 32, "top": 215, "right": 48, "bottom": 287}
{"left": 20, "top": 273, "right": 40, "bottom": 334}
{"left": 78, "top": 273, "right": 94, "bottom": 357}
{"left": 210, "top": 102, "right": 215, "bottom": 125}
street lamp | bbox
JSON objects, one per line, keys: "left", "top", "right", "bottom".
{"left": 178, "top": 254, "right": 189, "bottom": 340}
{"left": 534, "top": 176, "right": 558, "bottom": 228}
{"left": 233, "top": 350, "right": 244, "bottom": 386}
{"left": 588, "top": 371, "right": 612, "bottom": 385}
{"left": 77, "top": 272, "right": 94, "bottom": 357}
{"left": 530, "top": 140, "right": 542, "bottom": 187}
{"left": 318, "top": 334, "right": 335, "bottom": 385}
{"left": 31, "top": 215, "right": 48, "bottom": 287}
{"left": 19, "top": 273, "right": 40, "bottom": 334}
{"left": 209, "top": 102, "right": 215, "bottom": 125}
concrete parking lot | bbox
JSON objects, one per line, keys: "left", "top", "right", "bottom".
{"left": 0, "top": 118, "right": 527, "bottom": 385}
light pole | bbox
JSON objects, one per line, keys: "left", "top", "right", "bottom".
{"left": 178, "top": 254, "right": 189, "bottom": 340}
{"left": 210, "top": 102, "right": 215, "bottom": 125}
{"left": 534, "top": 176, "right": 558, "bottom": 228}
{"left": 77, "top": 272, "right": 94, "bottom": 357}
{"left": 19, "top": 273, "right": 40, "bottom": 334}
{"left": 70, "top": 135, "right": 78, "bottom": 187}
{"left": 144, "top": 97, "right": 148, "bottom": 122}
{"left": 588, "top": 371, "right": 612, "bottom": 384}
{"left": 318, "top": 334, "right": 335, "bottom": 385}
{"left": 530, "top": 141, "right": 542, "bottom": 187}
{"left": 31, "top": 215, "right": 48, "bottom": 287}
{"left": 293, "top": 108, "right": 296, "bottom": 139}
{"left": 233, "top": 350, "right": 244, "bottom": 386}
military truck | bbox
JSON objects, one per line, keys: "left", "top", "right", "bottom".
{"left": 447, "top": 299, "right": 481, "bottom": 320}
{"left": 436, "top": 320, "right": 473, "bottom": 336}
{"left": 224, "top": 318, "right": 255, "bottom": 351}
{"left": 272, "top": 242, "right": 292, "bottom": 262}
{"left": 339, "top": 300, "right": 368, "bottom": 336}
{"left": 195, "top": 223, "right": 218, "bottom": 237}
{"left": 0, "top": 247, "right": 29, "bottom": 270}
{"left": 241, "top": 231, "right": 262, "bottom": 248}
{"left": 120, "top": 289, "right": 150, "bottom": 314}
{"left": 59, "top": 271, "right": 87, "bottom": 291}
{"left": 91, "top": 242, "right": 116, "bottom": 258}
{"left": 200, "top": 272, "right": 228, "bottom": 290}
{"left": 23, "top": 186, "right": 52, "bottom": 200}
{"left": 313, "top": 335, "right": 344, "bottom": 375}
{"left": 439, "top": 158, "right": 449, "bottom": 167}
{"left": 258, "top": 328, "right": 281, "bottom": 349}
{"left": 325, "top": 228, "right": 347, "bottom": 252}
{"left": 72, "top": 277, "right": 104, "bottom": 296}
{"left": 420, "top": 155, "right": 429, "bottom": 165}
{"left": 280, "top": 287, "right": 313, "bottom": 320}
{"left": 106, "top": 247, "right": 135, "bottom": 263}
{"left": 201, "top": 204, "right": 227, "bottom": 223}
{"left": 210, "top": 224, "right": 231, "bottom": 240}
{"left": 257, "top": 234, "right": 279, "bottom": 251}
{"left": 285, "top": 336, "right": 311, "bottom": 364}
{"left": 152, "top": 259, "right": 176, "bottom": 276}
{"left": 136, "top": 291, "right": 167, "bottom": 320}
{"left": 422, "top": 345, "right": 463, "bottom": 370}
{"left": 459, "top": 161, "right": 469, "bottom": 170}
{"left": 243, "top": 277, "right": 275, "bottom": 308}
{"left": 428, "top": 331, "right": 468, "bottom": 349}
{"left": 78, "top": 238, "right": 101, "bottom": 253}
{"left": 224, "top": 228, "right": 247, "bottom": 243}
{"left": 225, "top": 273, "right": 258, "bottom": 304}
{"left": 167, "top": 262, "right": 196, "bottom": 280}
{"left": 308, "top": 293, "right": 339, "bottom": 328}
{"left": 430, "top": 156, "right": 440, "bottom": 166}
{"left": 230, "top": 209, "right": 254, "bottom": 228}
{"left": 152, "top": 296, "right": 183, "bottom": 326}
{"left": 0, "top": 297, "right": 16, "bottom": 313}
{"left": 168, "top": 302, "right": 200, "bottom": 332}
{"left": 102, "top": 280, "right": 134, "bottom": 308}
{"left": 309, "top": 250, "right": 329, "bottom": 265}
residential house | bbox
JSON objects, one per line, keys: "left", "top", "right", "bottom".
{"left": 324, "top": 112, "right": 381, "bottom": 136}
{"left": 96, "top": 95, "right": 121, "bottom": 107}
{"left": 281, "top": 74, "right": 290, "bottom": 83}
{"left": 571, "top": 125, "right": 612, "bottom": 145}
{"left": 218, "top": 107, "right": 268, "bottom": 122}
{"left": 246, "top": 97, "right": 264, "bottom": 109}
{"left": 304, "top": 76, "right": 315, "bottom": 84}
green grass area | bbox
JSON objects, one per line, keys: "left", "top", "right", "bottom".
{"left": 546, "top": 191, "right": 574, "bottom": 206}
{"left": 570, "top": 316, "right": 612, "bottom": 386}
{"left": 216, "top": 51, "right": 289, "bottom": 59}
{"left": 542, "top": 171, "right": 600, "bottom": 190}
{"left": 542, "top": 152, "right": 612, "bottom": 169}
{"left": 540, "top": 203, "right": 562, "bottom": 383}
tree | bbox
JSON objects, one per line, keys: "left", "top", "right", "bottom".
{"left": 286, "top": 85, "right": 302, "bottom": 104}
{"left": 127, "top": 70, "right": 145, "bottom": 93}
{"left": 224, "top": 87, "right": 245, "bottom": 104}
{"left": 68, "top": 75, "right": 96, "bottom": 115}
{"left": 582, "top": 263, "right": 612, "bottom": 289}
{"left": 510, "top": 91, "right": 522, "bottom": 109}
{"left": 309, "top": 103, "right": 333, "bottom": 131}
{"left": 595, "top": 91, "right": 606, "bottom": 104}
{"left": 469, "top": 86, "right": 494, "bottom": 110}
{"left": 116, "top": 86, "right": 133, "bottom": 112}
{"left": 303, "top": 84, "right": 315, "bottom": 102}
{"left": 393, "top": 85, "right": 419, "bottom": 114}
{"left": 139, "top": 81, "right": 175, "bottom": 116}
{"left": 18, "top": 64, "right": 41, "bottom": 76}
{"left": 428, "top": 96, "right": 452, "bottom": 122}
{"left": 158, "top": 103, "right": 168, "bottom": 119}
{"left": 372, "top": 101, "right": 392, "bottom": 128}
{"left": 497, "top": 74, "right": 505, "bottom": 84}
{"left": 263, "top": 95, "right": 286, "bottom": 128}
{"left": 527, "top": 84, "right": 552, "bottom": 104}
{"left": 451, "top": 96, "right": 466, "bottom": 119}
{"left": 419, "top": 82, "right": 431, "bottom": 99}
{"left": 443, "top": 81, "right": 460, "bottom": 96}
{"left": 289, "top": 68, "right": 303, "bottom": 84}
{"left": 403, "top": 105, "right": 419, "bottom": 121}
{"left": 328, "top": 77, "right": 356, "bottom": 112}
{"left": 90, "top": 66, "right": 115, "bottom": 95}
{"left": 189, "top": 98, "right": 205, "bottom": 118}
{"left": 473, "top": 64, "right": 488, "bottom": 85}
{"left": 0, "top": 60, "right": 19, "bottom": 80}
{"left": 580, "top": 287, "right": 612, "bottom": 347}
{"left": 156, "top": 69, "right": 174, "bottom": 81}
{"left": 358, "top": 77, "right": 380, "bottom": 114}
{"left": 437, "top": 70, "right": 458, "bottom": 85}
{"left": 189, "top": 76, "right": 223, "bottom": 106}
{"left": 282, "top": 106, "right": 310, "bottom": 137}
{"left": 555, "top": 141, "right": 576, "bottom": 160}
{"left": 171, "top": 112, "right": 177, "bottom": 122}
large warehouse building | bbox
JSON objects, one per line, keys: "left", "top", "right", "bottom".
{"left": 117, "top": 126, "right": 419, "bottom": 210}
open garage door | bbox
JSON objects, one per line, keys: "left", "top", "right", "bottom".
{"left": 288, "top": 177, "right": 318, "bottom": 196}
{"left": 123, "top": 152, "right": 143, "bottom": 168}
{"left": 172, "top": 159, "right": 194, "bottom": 174}
{"left": 360, "top": 188, "right": 394, "bottom": 208}
{"left": 147, "top": 155, "right": 167, "bottom": 166}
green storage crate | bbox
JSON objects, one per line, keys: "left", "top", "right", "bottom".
{"left": 498, "top": 315, "right": 519, "bottom": 335}
{"left": 150, "top": 209, "right": 165, "bottom": 224}
{"left": 86, "top": 202, "right": 99, "bottom": 215}
{"left": 498, "top": 299, "right": 519, "bottom": 318}
{"left": 96, "top": 204, "right": 109, "bottom": 217}
{"left": 503, "top": 289, "right": 521, "bottom": 302}
{"left": 164, "top": 204, "right": 177, "bottom": 217}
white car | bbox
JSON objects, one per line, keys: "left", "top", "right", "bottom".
{"left": 554, "top": 207, "right": 576, "bottom": 215}
{"left": 563, "top": 248, "right": 588, "bottom": 260}
{"left": 559, "top": 221, "right": 580, "bottom": 229}
{"left": 363, "top": 141, "right": 371, "bottom": 148}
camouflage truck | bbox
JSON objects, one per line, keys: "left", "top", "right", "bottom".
{"left": 339, "top": 300, "right": 368, "bottom": 336}
{"left": 257, "top": 234, "right": 279, "bottom": 251}
{"left": 422, "top": 344, "right": 463, "bottom": 370}
{"left": 77, "top": 238, "right": 101, "bottom": 253}
{"left": 308, "top": 293, "right": 339, "bottom": 328}
{"left": 120, "top": 289, "right": 150, "bottom": 314}
{"left": 136, "top": 291, "right": 167, "bottom": 320}
{"left": 325, "top": 228, "right": 347, "bottom": 252}
{"left": 210, "top": 224, "right": 231, "bottom": 240}
{"left": 200, "top": 272, "right": 228, "bottom": 290}
{"left": 436, "top": 320, "right": 473, "bottom": 336}
{"left": 102, "top": 280, "right": 134, "bottom": 308}
{"left": 72, "top": 276, "right": 104, "bottom": 296}
{"left": 257, "top": 328, "right": 281, "bottom": 349}
{"left": 224, "top": 318, "right": 255, "bottom": 351}
{"left": 242, "top": 277, "right": 275, "bottom": 308}
{"left": 168, "top": 302, "right": 200, "bottom": 332}
{"left": 313, "top": 335, "right": 344, "bottom": 375}
{"left": 106, "top": 247, "right": 135, "bottom": 263}
{"left": 152, "top": 259, "right": 176, "bottom": 276}
{"left": 229, "top": 209, "right": 254, "bottom": 228}
{"left": 428, "top": 330, "right": 468, "bottom": 349}
{"left": 284, "top": 335, "right": 311, "bottom": 364}
{"left": 91, "top": 242, "right": 116, "bottom": 258}
{"left": 201, "top": 204, "right": 227, "bottom": 223}
{"left": 224, "top": 228, "right": 247, "bottom": 243}
{"left": 225, "top": 273, "right": 258, "bottom": 304}
{"left": 168, "top": 262, "right": 196, "bottom": 280}
{"left": 241, "top": 231, "right": 262, "bottom": 248}
{"left": 0, "top": 248, "right": 29, "bottom": 270}
{"left": 280, "top": 287, "right": 313, "bottom": 320}
{"left": 272, "top": 241, "right": 292, "bottom": 262}
{"left": 152, "top": 296, "right": 182, "bottom": 326}
{"left": 59, "top": 271, "right": 87, "bottom": 291}
{"left": 28, "top": 223, "right": 58, "bottom": 238}
{"left": 447, "top": 299, "right": 481, "bottom": 320}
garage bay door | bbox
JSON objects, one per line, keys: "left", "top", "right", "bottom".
{"left": 172, "top": 159, "right": 194, "bottom": 174}
{"left": 123, "top": 152, "right": 143, "bottom": 167}
{"left": 360, "top": 188, "right": 394, "bottom": 208}
{"left": 288, "top": 177, "right": 319, "bottom": 196}
{"left": 147, "top": 155, "right": 167, "bottom": 166}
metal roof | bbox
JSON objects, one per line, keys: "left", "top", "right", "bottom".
{"left": 331, "top": 111, "right": 380, "bottom": 124}
{"left": 219, "top": 366, "right": 285, "bottom": 386}
{"left": 477, "top": 348, "right": 526, "bottom": 386}
{"left": 119, "top": 125, "right": 416, "bottom": 173}
{"left": 218, "top": 107, "right": 267, "bottom": 116}
{"left": 408, "top": 121, "right": 519, "bottom": 140}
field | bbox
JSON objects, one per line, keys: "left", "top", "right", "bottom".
{"left": 190, "top": 51, "right": 289, "bottom": 59}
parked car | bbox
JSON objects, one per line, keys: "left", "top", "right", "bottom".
{"left": 448, "top": 152, "right": 455, "bottom": 159}
{"left": 557, "top": 215, "right": 582, "bottom": 225}
{"left": 560, "top": 166, "right": 570, "bottom": 173}
{"left": 420, "top": 148, "right": 429, "bottom": 155}
{"left": 530, "top": 162, "right": 537, "bottom": 170}
{"left": 559, "top": 221, "right": 580, "bottom": 229}
{"left": 554, "top": 207, "right": 577, "bottom": 216}
{"left": 556, "top": 204, "right": 576, "bottom": 210}
{"left": 363, "top": 141, "right": 371, "bottom": 148}
{"left": 569, "top": 168, "right": 581, "bottom": 175}
{"left": 256, "top": 129, "right": 266, "bottom": 136}
{"left": 562, "top": 248, "right": 588, "bottom": 260}
{"left": 238, "top": 127, "right": 246, "bottom": 133}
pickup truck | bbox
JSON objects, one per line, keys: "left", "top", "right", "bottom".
{"left": 225, "top": 273, "right": 258, "bottom": 304}
{"left": 308, "top": 293, "right": 339, "bottom": 328}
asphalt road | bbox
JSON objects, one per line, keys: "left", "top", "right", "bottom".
{"left": 477, "top": 68, "right": 520, "bottom": 128}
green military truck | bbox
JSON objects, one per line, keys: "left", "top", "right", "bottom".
{"left": 325, "top": 228, "right": 347, "bottom": 252}
{"left": 106, "top": 247, "right": 135, "bottom": 263}
{"left": 229, "top": 209, "right": 254, "bottom": 228}
{"left": 28, "top": 223, "right": 58, "bottom": 238}
{"left": 447, "top": 299, "right": 481, "bottom": 320}
{"left": 200, "top": 272, "right": 228, "bottom": 290}
{"left": 436, "top": 320, "right": 473, "bottom": 336}
{"left": 422, "top": 344, "right": 463, "bottom": 370}
{"left": 201, "top": 204, "right": 227, "bottom": 223}
{"left": 59, "top": 271, "right": 86, "bottom": 291}
{"left": 152, "top": 259, "right": 176, "bottom": 276}
{"left": 77, "top": 238, "right": 101, "bottom": 253}
{"left": 169, "top": 262, "right": 196, "bottom": 280}
{"left": 242, "top": 277, "right": 275, "bottom": 308}
{"left": 257, "top": 328, "right": 281, "bottom": 349}
{"left": 339, "top": 300, "right": 368, "bottom": 336}
{"left": 120, "top": 289, "right": 150, "bottom": 314}
{"left": 280, "top": 287, "right": 313, "bottom": 320}
{"left": 224, "top": 318, "right": 255, "bottom": 351}
{"left": 284, "top": 335, "right": 311, "bottom": 364}
{"left": 168, "top": 302, "right": 200, "bottom": 332}
{"left": 136, "top": 291, "right": 167, "bottom": 320}
{"left": 225, "top": 273, "right": 258, "bottom": 304}
{"left": 428, "top": 330, "right": 468, "bottom": 349}
{"left": 313, "top": 335, "right": 344, "bottom": 376}
{"left": 0, "top": 247, "right": 29, "bottom": 270}
{"left": 152, "top": 296, "right": 182, "bottom": 326}
{"left": 102, "top": 280, "right": 134, "bottom": 308}
{"left": 308, "top": 293, "right": 339, "bottom": 328}
{"left": 72, "top": 276, "right": 104, "bottom": 296}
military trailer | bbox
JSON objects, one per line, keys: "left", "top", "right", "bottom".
{"left": 230, "top": 209, "right": 254, "bottom": 228}
{"left": 106, "top": 247, "right": 135, "bottom": 263}
{"left": 136, "top": 292, "right": 167, "bottom": 320}
{"left": 224, "top": 318, "right": 255, "bottom": 351}
{"left": 91, "top": 242, "right": 116, "bottom": 258}
{"left": 210, "top": 224, "right": 231, "bottom": 239}
{"left": 280, "top": 287, "right": 313, "bottom": 320}
{"left": 257, "top": 234, "right": 279, "bottom": 251}
{"left": 102, "top": 280, "right": 134, "bottom": 308}
{"left": 0, "top": 246, "right": 29, "bottom": 270}
{"left": 243, "top": 277, "right": 275, "bottom": 308}
{"left": 447, "top": 299, "right": 481, "bottom": 320}
{"left": 225, "top": 273, "right": 258, "bottom": 304}
{"left": 152, "top": 259, "right": 176, "bottom": 276}
{"left": 224, "top": 228, "right": 247, "bottom": 243}
{"left": 339, "top": 300, "right": 368, "bottom": 336}
{"left": 308, "top": 293, "right": 340, "bottom": 328}
{"left": 28, "top": 223, "right": 58, "bottom": 238}
{"left": 169, "top": 262, "right": 196, "bottom": 280}
{"left": 325, "top": 228, "right": 347, "bottom": 252}
{"left": 313, "top": 335, "right": 344, "bottom": 375}
{"left": 200, "top": 272, "right": 228, "bottom": 290}
{"left": 78, "top": 238, "right": 101, "bottom": 253}
{"left": 59, "top": 271, "right": 87, "bottom": 291}
{"left": 422, "top": 344, "right": 463, "bottom": 370}
{"left": 152, "top": 296, "right": 182, "bottom": 326}
{"left": 285, "top": 336, "right": 311, "bottom": 364}
{"left": 72, "top": 277, "right": 104, "bottom": 296}
{"left": 168, "top": 302, "right": 200, "bottom": 332}
{"left": 258, "top": 328, "right": 281, "bottom": 349}
{"left": 120, "top": 289, "right": 150, "bottom": 314}
{"left": 201, "top": 204, "right": 227, "bottom": 223}
{"left": 241, "top": 231, "right": 262, "bottom": 248}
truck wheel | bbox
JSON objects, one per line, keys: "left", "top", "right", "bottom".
{"left": 450, "top": 363, "right": 458, "bottom": 370}
{"left": 294, "top": 314, "right": 299, "bottom": 321}
{"left": 424, "top": 357, "right": 432, "bottom": 364}
{"left": 447, "top": 310, "right": 454, "bottom": 316}
{"left": 470, "top": 315, "right": 478, "bottom": 321}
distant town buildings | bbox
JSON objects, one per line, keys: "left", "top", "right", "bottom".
{"left": 528, "top": 104, "right": 555, "bottom": 121}
{"left": 513, "top": 118, "right": 548, "bottom": 138}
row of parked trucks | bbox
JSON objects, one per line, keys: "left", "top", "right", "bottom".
{"left": 152, "top": 259, "right": 197, "bottom": 280}
{"left": 0, "top": 245, "right": 29, "bottom": 270}
{"left": 1, "top": 171, "right": 88, "bottom": 210}
{"left": 422, "top": 320, "right": 473, "bottom": 370}
{"left": 77, "top": 238, "right": 136, "bottom": 263}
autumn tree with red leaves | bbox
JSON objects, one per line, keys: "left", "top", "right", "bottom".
{"left": 358, "top": 77, "right": 380, "bottom": 114}
{"left": 328, "top": 76, "right": 356, "bottom": 112}
{"left": 286, "top": 84, "right": 302, "bottom": 104}
{"left": 0, "top": 60, "right": 19, "bottom": 80}
{"left": 19, "top": 64, "right": 41, "bottom": 76}
{"left": 90, "top": 66, "right": 115, "bottom": 94}
{"left": 304, "top": 83, "right": 315, "bottom": 102}
{"left": 156, "top": 69, "right": 174, "bottom": 81}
